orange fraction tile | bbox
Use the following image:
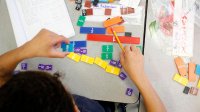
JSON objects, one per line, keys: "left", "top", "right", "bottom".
{"left": 106, "top": 26, "right": 125, "bottom": 34}
{"left": 174, "top": 57, "right": 187, "bottom": 76}
{"left": 103, "top": 16, "right": 124, "bottom": 28}
{"left": 87, "top": 34, "right": 140, "bottom": 44}
{"left": 188, "top": 63, "right": 197, "bottom": 82}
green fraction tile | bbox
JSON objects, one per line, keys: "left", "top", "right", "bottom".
{"left": 77, "top": 16, "right": 86, "bottom": 26}
{"left": 101, "top": 53, "right": 113, "bottom": 60}
{"left": 102, "top": 45, "right": 113, "bottom": 52}
{"left": 136, "top": 46, "right": 143, "bottom": 52}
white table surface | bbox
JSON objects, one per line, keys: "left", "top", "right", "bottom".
{"left": 1, "top": 0, "right": 200, "bottom": 111}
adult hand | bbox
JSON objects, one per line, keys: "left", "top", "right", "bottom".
{"left": 120, "top": 45, "right": 145, "bottom": 83}
{"left": 21, "top": 29, "right": 69, "bottom": 58}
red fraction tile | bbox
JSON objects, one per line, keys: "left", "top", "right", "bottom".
{"left": 86, "top": 9, "right": 93, "bottom": 15}
{"left": 105, "top": 9, "right": 112, "bottom": 15}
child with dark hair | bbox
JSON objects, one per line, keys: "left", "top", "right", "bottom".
{"left": 0, "top": 29, "right": 166, "bottom": 112}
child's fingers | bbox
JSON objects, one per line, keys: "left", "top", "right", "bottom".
{"left": 50, "top": 51, "right": 69, "bottom": 58}
{"left": 120, "top": 52, "right": 125, "bottom": 65}
{"left": 54, "top": 35, "right": 70, "bottom": 45}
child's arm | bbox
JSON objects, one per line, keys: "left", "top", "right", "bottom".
{"left": 0, "top": 29, "right": 69, "bottom": 86}
{"left": 120, "top": 45, "right": 166, "bottom": 112}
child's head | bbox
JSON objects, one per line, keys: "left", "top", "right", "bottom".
{"left": 0, "top": 71, "right": 75, "bottom": 112}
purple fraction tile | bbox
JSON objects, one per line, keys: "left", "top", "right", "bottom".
{"left": 45, "top": 65, "right": 53, "bottom": 71}
{"left": 38, "top": 64, "right": 46, "bottom": 70}
{"left": 119, "top": 72, "right": 127, "bottom": 80}
{"left": 80, "top": 48, "right": 87, "bottom": 54}
{"left": 21, "top": 63, "right": 28, "bottom": 70}
{"left": 109, "top": 60, "right": 118, "bottom": 66}
{"left": 126, "top": 88, "right": 133, "bottom": 96}
{"left": 117, "top": 61, "right": 122, "bottom": 68}
{"left": 74, "top": 48, "right": 81, "bottom": 53}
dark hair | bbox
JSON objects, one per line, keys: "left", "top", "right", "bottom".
{"left": 0, "top": 71, "right": 74, "bottom": 112}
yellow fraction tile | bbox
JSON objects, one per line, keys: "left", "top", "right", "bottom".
{"left": 173, "top": 73, "right": 181, "bottom": 81}
{"left": 67, "top": 52, "right": 81, "bottom": 62}
{"left": 197, "top": 80, "right": 200, "bottom": 89}
{"left": 94, "top": 57, "right": 108, "bottom": 69}
{"left": 81, "top": 55, "right": 94, "bottom": 64}
{"left": 173, "top": 73, "right": 188, "bottom": 86}
{"left": 106, "top": 65, "right": 120, "bottom": 76}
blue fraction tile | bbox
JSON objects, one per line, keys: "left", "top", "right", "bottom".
{"left": 68, "top": 43, "right": 74, "bottom": 52}
{"left": 74, "top": 41, "right": 87, "bottom": 48}
{"left": 80, "top": 27, "right": 106, "bottom": 34}
{"left": 119, "top": 72, "right": 127, "bottom": 80}
{"left": 109, "top": 60, "right": 118, "bottom": 66}
{"left": 21, "top": 63, "right": 28, "bottom": 70}
{"left": 126, "top": 88, "right": 133, "bottom": 96}
{"left": 196, "top": 64, "right": 200, "bottom": 75}
{"left": 61, "top": 42, "right": 67, "bottom": 49}
{"left": 38, "top": 64, "right": 46, "bottom": 70}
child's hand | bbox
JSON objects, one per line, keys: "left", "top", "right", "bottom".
{"left": 22, "top": 29, "right": 70, "bottom": 58}
{"left": 120, "top": 45, "right": 145, "bottom": 83}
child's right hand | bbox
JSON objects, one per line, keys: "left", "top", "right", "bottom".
{"left": 120, "top": 45, "right": 146, "bottom": 84}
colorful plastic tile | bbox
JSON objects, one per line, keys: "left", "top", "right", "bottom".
{"left": 82, "top": 9, "right": 87, "bottom": 16}
{"left": 74, "top": 41, "right": 87, "bottom": 48}
{"left": 80, "top": 27, "right": 106, "bottom": 34}
{"left": 38, "top": 64, "right": 46, "bottom": 70}
{"left": 174, "top": 57, "right": 187, "bottom": 76}
{"left": 102, "top": 45, "right": 113, "bottom": 52}
{"left": 84, "top": 0, "right": 91, "bottom": 8}
{"left": 105, "top": 8, "right": 112, "bottom": 15}
{"left": 67, "top": 52, "right": 81, "bottom": 62}
{"left": 86, "top": 9, "right": 93, "bottom": 16}
{"left": 67, "top": 42, "right": 74, "bottom": 52}
{"left": 189, "top": 87, "right": 198, "bottom": 96}
{"left": 188, "top": 63, "right": 196, "bottom": 82}
{"left": 173, "top": 73, "right": 188, "bottom": 86}
{"left": 197, "top": 80, "right": 200, "bottom": 89}
{"left": 81, "top": 55, "right": 94, "bottom": 64}
{"left": 106, "top": 65, "right": 120, "bottom": 75}
{"left": 94, "top": 57, "right": 108, "bottom": 69}
{"left": 119, "top": 72, "right": 127, "bottom": 80}
{"left": 195, "top": 64, "right": 200, "bottom": 75}
{"left": 21, "top": 63, "right": 28, "bottom": 70}
{"left": 75, "top": 0, "right": 82, "bottom": 4}
{"left": 80, "top": 49, "right": 87, "bottom": 54}
{"left": 45, "top": 65, "right": 53, "bottom": 71}
{"left": 126, "top": 88, "right": 133, "bottom": 96}
{"left": 74, "top": 48, "right": 81, "bottom": 53}
{"left": 125, "top": 32, "right": 132, "bottom": 37}
{"left": 183, "top": 86, "right": 190, "bottom": 94}
{"left": 106, "top": 26, "right": 125, "bottom": 34}
{"left": 75, "top": 4, "right": 82, "bottom": 11}
{"left": 77, "top": 16, "right": 86, "bottom": 26}
{"left": 101, "top": 53, "right": 112, "bottom": 60}
{"left": 117, "top": 61, "right": 122, "bottom": 68}
{"left": 103, "top": 16, "right": 124, "bottom": 28}
{"left": 109, "top": 60, "right": 118, "bottom": 66}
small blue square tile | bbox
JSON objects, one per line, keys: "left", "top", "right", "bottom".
{"left": 195, "top": 64, "right": 200, "bottom": 75}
